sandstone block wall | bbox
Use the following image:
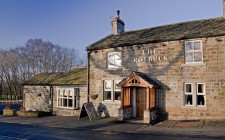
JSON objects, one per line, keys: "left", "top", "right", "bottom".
{"left": 23, "top": 85, "right": 51, "bottom": 112}
{"left": 89, "top": 36, "right": 225, "bottom": 120}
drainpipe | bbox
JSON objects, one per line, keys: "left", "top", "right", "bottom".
{"left": 87, "top": 51, "right": 91, "bottom": 103}
{"left": 22, "top": 85, "right": 25, "bottom": 108}
{"left": 49, "top": 84, "right": 53, "bottom": 115}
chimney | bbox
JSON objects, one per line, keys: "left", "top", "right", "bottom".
{"left": 111, "top": 10, "right": 125, "bottom": 35}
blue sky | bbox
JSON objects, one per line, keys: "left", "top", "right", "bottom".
{"left": 0, "top": 0, "right": 222, "bottom": 54}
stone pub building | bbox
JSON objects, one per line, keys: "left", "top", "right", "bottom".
{"left": 86, "top": 2, "right": 225, "bottom": 123}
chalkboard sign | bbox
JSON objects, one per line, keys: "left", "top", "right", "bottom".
{"left": 78, "top": 102, "right": 98, "bottom": 121}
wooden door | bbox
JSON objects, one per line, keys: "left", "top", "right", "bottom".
{"left": 136, "top": 88, "right": 146, "bottom": 118}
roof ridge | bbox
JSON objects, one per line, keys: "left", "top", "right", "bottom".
{"left": 121, "top": 16, "right": 223, "bottom": 35}
{"left": 86, "top": 16, "right": 225, "bottom": 51}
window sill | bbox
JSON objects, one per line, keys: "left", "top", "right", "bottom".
{"left": 106, "top": 68, "right": 122, "bottom": 71}
{"left": 57, "top": 106, "right": 79, "bottom": 110}
{"left": 182, "top": 105, "right": 207, "bottom": 110}
{"left": 181, "top": 63, "right": 207, "bottom": 67}
{"left": 102, "top": 100, "right": 121, "bottom": 104}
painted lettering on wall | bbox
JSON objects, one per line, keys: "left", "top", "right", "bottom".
{"left": 134, "top": 48, "right": 168, "bottom": 63}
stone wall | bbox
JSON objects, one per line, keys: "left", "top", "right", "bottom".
{"left": 118, "top": 107, "right": 132, "bottom": 121}
{"left": 89, "top": 36, "right": 225, "bottom": 120}
{"left": 23, "top": 85, "right": 88, "bottom": 116}
{"left": 23, "top": 85, "right": 51, "bottom": 112}
{"left": 52, "top": 85, "right": 87, "bottom": 116}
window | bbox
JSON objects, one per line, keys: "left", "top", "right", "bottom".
{"left": 185, "top": 41, "right": 203, "bottom": 63}
{"left": 184, "top": 83, "right": 193, "bottom": 106}
{"left": 184, "top": 83, "right": 206, "bottom": 107}
{"left": 104, "top": 80, "right": 121, "bottom": 101}
{"left": 197, "top": 83, "right": 205, "bottom": 106}
{"left": 114, "top": 80, "right": 121, "bottom": 101}
{"left": 107, "top": 52, "right": 122, "bottom": 69}
{"left": 104, "top": 80, "right": 112, "bottom": 100}
{"left": 57, "top": 88, "right": 80, "bottom": 109}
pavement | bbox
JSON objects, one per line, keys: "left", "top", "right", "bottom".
{"left": 0, "top": 115, "right": 225, "bottom": 137}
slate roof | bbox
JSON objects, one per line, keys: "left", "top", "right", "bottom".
{"left": 23, "top": 67, "right": 87, "bottom": 85}
{"left": 86, "top": 17, "right": 225, "bottom": 51}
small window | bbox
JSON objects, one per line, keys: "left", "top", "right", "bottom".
{"left": 104, "top": 80, "right": 112, "bottom": 100}
{"left": 107, "top": 52, "right": 122, "bottom": 69}
{"left": 184, "top": 83, "right": 193, "bottom": 106}
{"left": 197, "top": 83, "right": 205, "bottom": 106}
{"left": 103, "top": 80, "right": 121, "bottom": 101}
{"left": 184, "top": 83, "right": 206, "bottom": 107}
{"left": 185, "top": 41, "right": 203, "bottom": 63}
{"left": 114, "top": 80, "right": 121, "bottom": 101}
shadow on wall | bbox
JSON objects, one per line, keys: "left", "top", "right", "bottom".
{"left": 97, "top": 103, "right": 110, "bottom": 118}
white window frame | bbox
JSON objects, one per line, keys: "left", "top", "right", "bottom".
{"left": 114, "top": 80, "right": 121, "bottom": 101}
{"left": 104, "top": 80, "right": 112, "bottom": 101}
{"left": 184, "top": 83, "right": 193, "bottom": 106}
{"left": 107, "top": 52, "right": 122, "bottom": 69}
{"left": 184, "top": 40, "right": 203, "bottom": 64}
{"left": 103, "top": 80, "right": 121, "bottom": 102}
{"left": 57, "top": 88, "right": 80, "bottom": 109}
{"left": 196, "top": 83, "right": 206, "bottom": 107}
{"left": 184, "top": 82, "right": 206, "bottom": 107}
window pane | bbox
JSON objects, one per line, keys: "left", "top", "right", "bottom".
{"left": 194, "top": 52, "right": 202, "bottom": 62}
{"left": 105, "top": 81, "right": 112, "bottom": 89}
{"left": 197, "top": 95, "right": 205, "bottom": 106}
{"left": 68, "top": 99, "right": 73, "bottom": 107}
{"left": 104, "top": 91, "right": 111, "bottom": 100}
{"left": 185, "top": 52, "right": 193, "bottom": 62}
{"left": 185, "top": 42, "right": 193, "bottom": 51}
{"left": 74, "top": 88, "right": 80, "bottom": 97}
{"left": 186, "top": 84, "right": 192, "bottom": 93}
{"left": 63, "top": 99, "right": 67, "bottom": 107}
{"left": 68, "top": 90, "right": 72, "bottom": 98}
{"left": 114, "top": 59, "right": 121, "bottom": 68}
{"left": 63, "top": 90, "right": 67, "bottom": 97}
{"left": 115, "top": 91, "right": 121, "bottom": 101}
{"left": 58, "top": 98, "right": 62, "bottom": 106}
{"left": 114, "top": 80, "right": 121, "bottom": 90}
{"left": 185, "top": 95, "right": 193, "bottom": 105}
{"left": 197, "top": 84, "right": 204, "bottom": 93}
{"left": 194, "top": 42, "right": 201, "bottom": 50}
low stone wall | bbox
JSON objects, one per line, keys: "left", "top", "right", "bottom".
{"left": 96, "top": 101, "right": 120, "bottom": 117}
{"left": 118, "top": 107, "right": 132, "bottom": 121}
{"left": 54, "top": 108, "right": 80, "bottom": 116}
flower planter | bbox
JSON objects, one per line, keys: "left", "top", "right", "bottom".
{"left": 3, "top": 109, "right": 15, "bottom": 116}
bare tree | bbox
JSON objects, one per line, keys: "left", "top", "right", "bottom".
{"left": 0, "top": 38, "right": 86, "bottom": 101}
